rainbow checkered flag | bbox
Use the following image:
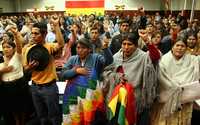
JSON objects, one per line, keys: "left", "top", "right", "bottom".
{"left": 63, "top": 68, "right": 104, "bottom": 125}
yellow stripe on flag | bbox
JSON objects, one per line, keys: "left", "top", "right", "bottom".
{"left": 125, "top": 118, "right": 129, "bottom": 125}
{"left": 118, "top": 87, "right": 127, "bottom": 106}
{"left": 71, "top": 112, "right": 81, "bottom": 123}
{"left": 83, "top": 99, "right": 93, "bottom": 111}
{"left": 108, "top": 94, "right": 118, "bottom": 116}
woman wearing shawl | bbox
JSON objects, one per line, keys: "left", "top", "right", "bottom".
{"left": 150, "top": 37, "right": 200, "bottom": 125}
{"left": 61, "top": 37, "right": 113, "bottom": 125}
{"left": 103, "top": 32, "right": 160, "bottom": 125}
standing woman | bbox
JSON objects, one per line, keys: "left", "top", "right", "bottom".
{"left": 61, "top": 37, "right": 113, "bottom": 125}
{"left": 151, "top": 37, "right": 200, "bottom": 125}
{"left": 103, "top": 32, "right": 160, "bottom": 125}
{"left": 0, "top": 26, "right": 29, "bottom": 125}
{"left": 0, "top": 32, "right": 15, "bottom": 63}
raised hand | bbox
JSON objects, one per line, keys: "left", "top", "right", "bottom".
{"left": 5, "top": 25, "right": 18, "bottom": 34}
{"left": 138, "top": 29, "right": 151, "bottom": 45}
{"left": 50, "top": 15, "right": 60, "bottom": 26}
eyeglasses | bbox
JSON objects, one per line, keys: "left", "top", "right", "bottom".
{"left": 31, "top": 32, "right": 40, "bottom": 35}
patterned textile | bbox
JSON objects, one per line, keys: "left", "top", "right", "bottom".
{"left": 63, "top": 68, "right": 104, "bottom": 125}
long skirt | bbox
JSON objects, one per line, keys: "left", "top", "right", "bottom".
{"left": 150, "top": 102, "right": 193, "bottom": 125}
{"left": 0, "top": 77, "right": 33, "bottom": 113}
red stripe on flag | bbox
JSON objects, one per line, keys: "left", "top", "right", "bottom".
{"left": 65, "top": 1, "right": 104, "bottom": 8}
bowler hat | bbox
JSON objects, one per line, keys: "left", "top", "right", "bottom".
{"left": 27, "top": 45, "right": 50, "bottom": 71}
{"left": 77, "top": 38, "right": 92, "bottom": 49}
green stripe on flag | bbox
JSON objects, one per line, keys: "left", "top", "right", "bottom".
{"left": 63, "top": 104, "right": 70, "bottom": 114}
{"left": 77, "top": 86, "right": 87, "bottom": 98}
{"left": 88, "top": 79, "right": 97, "bottom": 90}
{"left": 108, "top": 107, "right": 115, "bottom": 120}
{"left": 68, "top": 96, "right": 78, "bottom": 104}
{"left": 118, "top": 105, "right": 126, "bottom": 125}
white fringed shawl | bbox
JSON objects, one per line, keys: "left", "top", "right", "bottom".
{"left": 158, "top": 51, "right": 200, "bottom": 116}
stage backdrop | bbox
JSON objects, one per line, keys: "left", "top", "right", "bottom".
{"left": 65, "top": 0, "right": 104, "bottom": 15}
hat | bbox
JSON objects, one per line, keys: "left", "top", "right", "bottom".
{"left": 77, "top": 38, "right": 92, "bottom": 49}
{"left": 27, "top": 45, "right": 50, "bottom": 71}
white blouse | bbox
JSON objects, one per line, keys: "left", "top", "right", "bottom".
{"left": 0, "top": 52, "right": 23, "bottom": 82}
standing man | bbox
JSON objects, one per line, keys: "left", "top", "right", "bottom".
{"left": 22, "top": 16, "right": 64, "bottom": 125}
{"left": 109, "top": 19, "right": 130, "bottom": 55}
{"left": 89, "top": 27, "right": 103, "bottom": 53}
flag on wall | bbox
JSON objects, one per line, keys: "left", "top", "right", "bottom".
{"left": 65, "top": 0, "right": 104, "bottom": 15}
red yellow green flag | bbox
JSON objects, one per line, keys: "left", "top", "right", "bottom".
{"left": 65, "top": 0, "right": 104, "bottom": 15}
{"left": 108, "top": 83, "right": 137, "bottom": 125}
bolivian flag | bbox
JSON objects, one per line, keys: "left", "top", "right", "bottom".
{"left": 108, "top": 83, "right": 137, "bottom": 125}
{"left": 65, "top": 0, "right": 104, "bottom": 15}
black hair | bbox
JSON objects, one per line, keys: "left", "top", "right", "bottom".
{"left": 187, "top": 32, "right": 197, "bottom": 39}
{"left": 138, "top": 16, "right": 147, "bottom": 30}
{"left": 122, "top": 32, "right": 139, "bottom": 46}
{"left": 119, "top": 18, "right": 131, "bottom": 26}
{"left": 4, "top": 32, "right": 14, "bottom": 42}
{"left": 33, "top": 22, "right": 47, "bottom": 35}
{"left": 152, "top": 31, "right": 163, "bottom": 39}
{"left": 173, "top": 36, "right": 187, "bottom": 47}
{"left": 90, "top": 26, "right": 100, "bottom": 33}
{"left": 2, "top": 32, "right": 16, "bottom": 48}
{"left": 2, "top": 40, "right": 16, "bottom": 49}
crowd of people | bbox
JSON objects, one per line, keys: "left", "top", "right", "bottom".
{"left": 0, "top": 8, "right": 200, "bottom": 125}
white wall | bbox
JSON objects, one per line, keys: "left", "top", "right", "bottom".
{"left": 0, "top": 0, "right": 15, "bottom": 12}
{"left": 104, "top": 0, "right": 199, "bottom": 11}
{"left": 105, "top": 0, "right": 162, "bottom": 10}
{"left": 171, "top": 0, "right": 192, "bottom": 10}
{"left": 18, "top": 0, "right": 65, "bottom": 12}
{"left": 0, "top": 0, "right": 200, "bottom": 13}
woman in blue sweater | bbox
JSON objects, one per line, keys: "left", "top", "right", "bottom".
{"left": 61, "top": 37, "right": 113, "bottom": 125}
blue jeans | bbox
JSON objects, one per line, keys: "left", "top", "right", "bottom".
{"left": 30, "top": 82, "right": 61, "bottom": 125}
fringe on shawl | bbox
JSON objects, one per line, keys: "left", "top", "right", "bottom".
{"left": 102, "top": 64, "right": 122, "bottom": 104}
{"left": 157, "top": 66, "right": 183, "bottom": 117}
{"left": 139, "top": 55, "right": 159, "bottom": 113}
{"left": 161, "top": 87, "right": 183, "bottom": 117}
{"left": 102, "top": 64, "right": 132, "bottom": 121}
